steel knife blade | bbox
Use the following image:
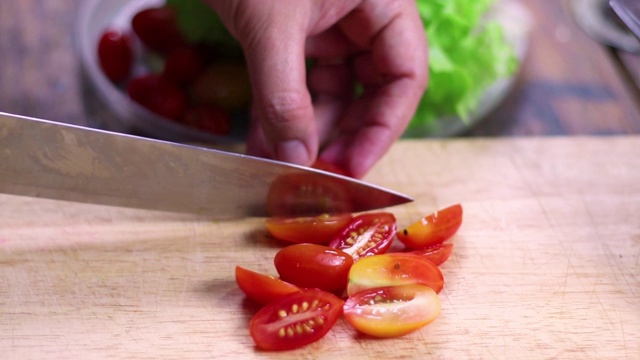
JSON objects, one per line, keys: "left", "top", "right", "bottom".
{"left": 0, "top": 112, "right": 412, "bottom": 218}
{"left": 611, "top": 0, "right": 640, "bottom": 40}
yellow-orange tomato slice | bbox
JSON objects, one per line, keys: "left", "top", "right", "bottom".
{"left": 347, "top": 253, "right": 444, "bottom": 296}
{"left": 265, "top": 213, "right": 353, "bottom": 245}
{"left": 397, "top": 204, "right": 463, "bottom": 249}
{"left": 343, "top": 284, "right": 441, "bottom": 338}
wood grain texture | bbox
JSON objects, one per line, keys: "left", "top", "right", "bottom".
{"left": 1, "top": 137, "right": 638, "bottom": 359}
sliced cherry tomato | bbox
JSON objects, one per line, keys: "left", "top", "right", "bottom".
{"left": 266, "top": 172, "right": 354, "bottom": 217}
{"left": 347, "top": 252, "right": 444, "bottom": 296}
{"left": 131, "top": 6, "right": 185, "bottom": 54}
{"left": 397, "top": 204, "right": 463, "bottom": 250}
{"left": 274, "top": 244, "right": 353, "bottom": 294}
{"left": 265, "top": 213, "right": 353, "bottom": 245}
{"left": 343, "top": 284, "right": 441, "bottom": 338}
{"left": 190, "top": 63, "right": 252, "bottom": 111}
{"left": 329, "top": 212, "right": 397, "bottom": 261}
{"left": 235, "top": 266, "right": 301, "bottom": 305}
{"left": 407, "top": 242, "right": 454, "bottom": 266}
{"left": 250, "top": 289, "right": 344, "bottom": 350}
{"left": 312, "top": 159, "right": 348, "bottom": 176}
{"left": 97, "top": 29, "right": 133, "bottom": 83}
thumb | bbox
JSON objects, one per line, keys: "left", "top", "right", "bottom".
{"left": 207, "top": 1, "right": 317, "bottom": 165}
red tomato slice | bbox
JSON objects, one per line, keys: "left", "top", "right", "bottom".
{"left": 265, "top": 213, "right": 353, "bottom": 245}
{"left": 407, "top": 242, "right": 454, "bottom": 266}
{"left": 250, "top": 289, "right": 344, "bottom": 350}
{"left": 397, "top": 204, "right": 463, "bottom": 250}
{"left": 235, "top": 266, "right": 301, "bottom": 305}
{"left": 274, "top": 244, "right": 354, "bottom": 294}
{"left": 266, "top": 172, "right": 354, "bottom": 217}
{"left": 343, "top": 284, "right": 441, "bottom": 338}
{"left": 312, "top": 159, "right": 348, "bottom": 176}
{"left": 347, "top": 252, "right": 444, "bottom": 296}
{"left": 329, "top": 212, "right": 397, "bottom": 261}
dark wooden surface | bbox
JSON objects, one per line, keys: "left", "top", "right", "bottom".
{"left": 1, "top": 0, "right": 639, "bottom": 137}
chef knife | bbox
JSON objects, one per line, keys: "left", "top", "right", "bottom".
{"left": 610, "top": 0, "right": 640, "bottom": 40}
{"left": 0, "top": 112, "right": 412, "bottom": 218}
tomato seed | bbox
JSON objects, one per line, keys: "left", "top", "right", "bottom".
{"left": 301, "top": 301, "right": 309, "bottom": 311}
{"left": 278, "top": 310, "right": 287, "bottom": 318}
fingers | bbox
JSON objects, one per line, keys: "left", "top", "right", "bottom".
{"left": 319, "top": 0, "right": 429, "bottom": 178}
{"left": 207, "top": 1, "right": 318, "bottom": 166}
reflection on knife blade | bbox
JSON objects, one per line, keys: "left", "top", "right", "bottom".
{"left": 0, "top": 112, "right": 413, "bottom": 218}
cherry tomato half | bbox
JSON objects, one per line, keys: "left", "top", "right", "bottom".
{"left": 343, "top": 284, "right": 441, "bottom": 338}
{"left": 407, "top": 242, "right": 454, "bottom": 267}
{"left": 250, "top": 289, "right": 344, "bottom": 350}
{"left": 329, "top": 212, "right": 397, "bottom": 261}
{"left": 265, "top": 213, "right": 353, "bottom": 245}
{"left": 347, "top": 252, "right": 444, "bottom": 296}
{"left": 235, "top": 266, "right": 301, "bottom": 305}
{"left": 97, "top": 29, "right": 133, "bottom": 83}
{"left": 274, "top": 244, "right": 354, "bottom": 294}
{"left": 397, "top": 204, "right": 463, "bottom": 250}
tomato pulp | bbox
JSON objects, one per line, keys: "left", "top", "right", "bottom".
{"left": 329, "top": 212, "right": 397, "bottom": 261}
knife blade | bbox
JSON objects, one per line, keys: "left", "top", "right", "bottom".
{"left": 0, "top": 112, "right": 412, "bottom": 218}
{"left": 610, "top": 0, "right": 640, "bottom": 40}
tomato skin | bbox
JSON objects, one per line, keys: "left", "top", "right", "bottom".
{"left": 250, "top": 289, "right": 344, "bottom": 350}
{"left": 131, "top": 6, "right": 185, "bottom": 54}
{"left": 181, "top": 105, "right": 231, "bottom": 135}
{"left": 347, "top": 252, "right": 444, "bottom": 296}
{"left": 312, "top": 159, "right": 348, "bottom": 177}
{"left": 329, "top": 212, "right": 397, "bottom": 261}
{"left": 407, "top": 242, "right": 454, "bottom": 266}
{"left": 265, "top": 213, "right": 353, "bottom": 245}
{"left": 266, "top": 172, "right": 354, "bottom": 217}
{"left": 274, "top": 244, "right": 354, "bottom": 294}
{"left": 235, "top": 266, "right": 301, "bottom": 305}
{"left": 97, "top": 29, "right": 133, "bottom": 83}
{"left": 397, "top": 204, "right": 463, "bottom": 250}
{"left": 127, "top": 74, "right": 187, "bottom": 120}
{"left": 343, "top": 284, "right": 441, "bottom": 338}
{"left": 162, "top": 46, "right": 205, "bottom": 84}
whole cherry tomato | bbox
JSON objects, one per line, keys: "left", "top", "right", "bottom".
{"left": 162, "top": 46, "right": 205, "bottom": 84}
{"left": 127, "top": 74, "right": 187, "bottom": 120}
{"left": 97, "top": 29, "right": 133, "bottom": 83}
{"left": 131, "top": 6, "right": 185, "bottom": 54}
{"left": 329, "top": 212, "right": 397, "bottom": 261}
{"left": 397, "top": 204, "right": 463, "bottom": 250}
{"left": 274, "top": 244, "right": 354, "bottom": 294}
{"left": 347, "top": 252, "right": 444, "bottom": 296}
{"left": 265, "top": 213, "right": 353, "bottom": 245}
{"left": 343, "top": 284, "right": 441, "bottom": 338}
{"left": 235, "top": 266, "right": 300, "bottom": 305}
{"left": 250, "top": 289, "right": 344, "bottom": 350}
{"left": 180, "top": 105, "right": 231, "bottom": 135}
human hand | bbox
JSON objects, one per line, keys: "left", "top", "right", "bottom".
{"left": 205, "top": 0, "right": 428, "bottom": 178}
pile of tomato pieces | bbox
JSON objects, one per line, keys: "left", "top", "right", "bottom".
{"left": 236, "top": 203, "right": 463, "bottom": 350}
{"left": 97, "top": 5, "right": 250, "bottom": 136}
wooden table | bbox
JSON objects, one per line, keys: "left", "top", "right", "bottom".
{"left": 1, "top": 1, "right": 639, "bottom": 359}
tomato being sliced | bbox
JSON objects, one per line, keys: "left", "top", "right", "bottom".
{"left": 407, "top": 242, "right": 454, "bottom": 266}
{"left": 343, "top": 284, "right": 441, "bottom": 338}
{"left": 265, "top": 213, "right": 353, "bottom": 245}
{"left": 397, "top": 204, "right": 463, "bottom": 250}
{"left": 250, "top": 289, "right": 344, "bottom": 350}
{"left": 274, "top": 244, "right": 353, "bottom": 294}
{"left": 347, "top": 252, "right": 444, "bottom": 296}
{"left": 235, "top": 266, "right": 301, "bottom": 305}
{"left": 329, "top": 212, "right": 397, "bottom": 261}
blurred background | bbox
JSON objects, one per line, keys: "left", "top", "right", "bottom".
{"left": 0, "top": 0, "right": 639, "bottom": 143}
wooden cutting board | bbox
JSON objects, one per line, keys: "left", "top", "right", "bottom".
{"left": 1, "top": 136, "right": 638, "bottom": 359}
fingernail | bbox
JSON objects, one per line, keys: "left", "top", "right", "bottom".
{"left": 275, "top": 140, "right": 310, "bottom": 165}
